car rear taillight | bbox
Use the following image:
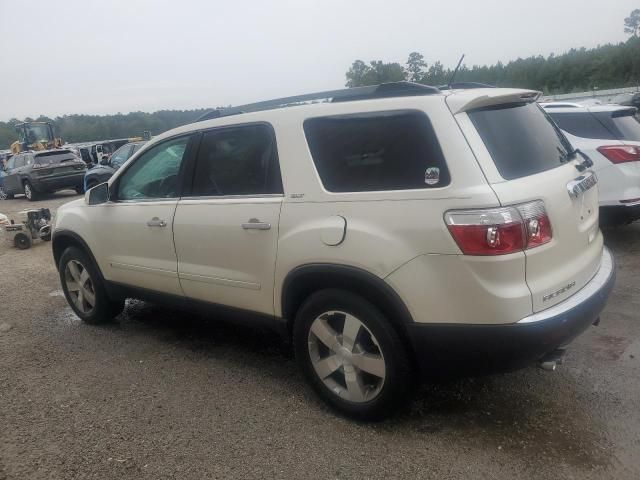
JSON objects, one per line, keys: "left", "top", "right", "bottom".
{"left": 597, "top": 145, "right": 640, "bottom": 164}
{"left": 445, "top": 200, "right": 552, "bottom": 256}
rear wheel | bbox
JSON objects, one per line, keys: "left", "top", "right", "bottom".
{"left": 23, "top": 180, "right": 37, "bottom": 201}
{"left": 294, "top": 289, "right": 413, "bottom": 420}
{"left": 59, "top": 247, "right": 124, "bottom": 324}
{"left": 0, "top": 185, "right": 7, "bottom": 200}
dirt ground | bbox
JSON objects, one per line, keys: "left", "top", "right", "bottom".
{"left": 0, "top": 191, "right": 639, "bottom": 480}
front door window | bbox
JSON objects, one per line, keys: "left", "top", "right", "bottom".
{"left": 116, "top": 136, "right": 189, "bottom": 200}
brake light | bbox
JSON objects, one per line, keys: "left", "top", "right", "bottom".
{"left": 597, "top": 145, "right": 640, "bottom": 164}
{"left": 445, "top": 200, "right": 552, "bottom": 256}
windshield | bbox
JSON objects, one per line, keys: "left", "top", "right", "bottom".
{"left": 468, "top": 102, "right": 573, "bottom": 180}
{"left": 20, "top": 124, "right": 52, "bottom": 144}
{"left": 110, "top": 145, "right": 132, "bottom": 167}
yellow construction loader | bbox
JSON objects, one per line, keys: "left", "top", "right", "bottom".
{"left": 10, "top": 121, "right": 62, "bottom": 154}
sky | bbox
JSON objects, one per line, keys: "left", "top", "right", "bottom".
{"left": 0, "top": 0, "right": 636, "bottom": 120}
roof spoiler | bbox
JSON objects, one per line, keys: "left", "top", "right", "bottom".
{"left": 446, "top": 89, "right": 542, "bottom": 115}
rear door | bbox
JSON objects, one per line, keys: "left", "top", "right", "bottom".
{"left": 173, "top": 123, "right": 283, "bottom": 315}
{"left": 453, "top": 97, "right": 601, "bottom": 312}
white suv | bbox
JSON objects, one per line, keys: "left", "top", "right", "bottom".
{"left": 543, "top": 104, "right": 640, "bottom": 225}
{"left": 52, "top": 83, "right": 615, "bottom": 419}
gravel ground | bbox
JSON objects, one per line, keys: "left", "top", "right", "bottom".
{"left": 0, "top": 191, "right": 639, "bottom": 479}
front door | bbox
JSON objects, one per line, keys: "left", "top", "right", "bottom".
{"left": 3, "top": 155, "right": 23, "bottom": 194}
{"left": 89, "top": 134, "right": 194, "bottom": 296}
{"left": 173, "top": 124, "right": 284, "bottom": 315}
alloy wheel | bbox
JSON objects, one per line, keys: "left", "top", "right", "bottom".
{"left": 0, "top": 186, "right": 7, "bottom": 200}
{"left": 308, "top": 310, "right": 386, "bottom": 403}
{"left": 24, "top": 183, "right": 32, "bottom": 200}
{"left": 64, "top": 260, "right": 96, "bottom": 314}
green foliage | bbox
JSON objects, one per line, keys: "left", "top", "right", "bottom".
{"left": 406, "top": 52, "right": 427, "bottom": 82}
{"left": 0, "top": 109, "right": 213, "bottom": 150}
{"left": 625, "top": 9, "right": 640, "bottom": 36}
{"left": 344, "top": 37, "right": 640, "bottom": 93}
{"left": 346, "top": 60, "right": 407, "bottom": 87}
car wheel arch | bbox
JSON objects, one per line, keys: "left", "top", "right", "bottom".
{"left": 52, "top": 230, "right": 103, "bottom": 281}
{"left": 280, "top": 263, "right": 415, "bottom": 351}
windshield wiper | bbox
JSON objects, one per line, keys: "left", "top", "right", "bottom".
{"left": 570, "top": 148, "right": 594, "bottom": 172}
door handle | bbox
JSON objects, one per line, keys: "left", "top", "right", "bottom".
{"left": 147, "top": 217, "right": 167, "bottom": 227}
{"left": 242, "top": 219, "right": 271, "bottom": 230}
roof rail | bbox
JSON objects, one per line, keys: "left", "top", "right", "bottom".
{"left": 195, "top": 82, "right": 440, "bottom": 121}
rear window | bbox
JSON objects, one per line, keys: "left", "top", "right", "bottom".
{"left": 468, "top": 102, "right": 572, "bottom": 180}
{"left": 34, "top": 150, "right": 77, "bottom": 165}
{"left": 548, "top": 112, "right": 616, "bottom": 140}
{"left": 593, "top": 110, "right": 640, "bottom": 142}
{"left": 304, "top": 111, "right": 450, "bottom": 192}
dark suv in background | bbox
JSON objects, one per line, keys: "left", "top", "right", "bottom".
{"left": 0, "top": 149, "right": 86, "bottom": 200}
{"left": 84, "top": 141, "right": 146, "bottom": 190}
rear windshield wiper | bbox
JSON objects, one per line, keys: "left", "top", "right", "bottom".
{"left": 569, "top": 148, "right": 594, "bottom": 172}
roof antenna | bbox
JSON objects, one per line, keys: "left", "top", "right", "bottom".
{"left": 448, "top": 54, "right": 465, "bottom": 89}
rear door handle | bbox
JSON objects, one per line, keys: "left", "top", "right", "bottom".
{"left": 147, "top": 217, "right": 167, "bottom": 227}
{"left": 242, "top": 219, "right": 271, "bottom": 230}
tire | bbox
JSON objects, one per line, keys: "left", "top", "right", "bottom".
{"left": 58, "top": 246, "right": 124, "bottom": 324}
{"left": 0, "top": 186, "right": 7, "bottom": 200}
{"left": 293, "top": 289, "right": 413, "bottom": 420}
{"left": 14, "top": 232, "right": 32, "bottom": 250}
{"left": 23, "top": 180, "right": 37, "bottom": 201}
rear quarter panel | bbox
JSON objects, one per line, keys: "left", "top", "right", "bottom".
{"left": 270, "top": 96, "right": 501, "bottom": 318}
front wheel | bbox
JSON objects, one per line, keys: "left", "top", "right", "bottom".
{"left": 294, "top": 289, "right": 413, "bottom": 420}
{"left": 23, "top": 180, "right": 37, "bottom": 201}
{"left": 59, "top": 247, "right": 124, "bottom": 324}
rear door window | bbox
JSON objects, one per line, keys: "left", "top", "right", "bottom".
{"left": 304, "top": 111, "right": 450, "bottom": 192}
{"left": 191, "top": 124, "right": 283, "bottom": 197}
{"left": 547, "top": 112, "right": 616, "bottom": 140}
{"left": 468, "top": 102, "right": 572, "bottom": 180}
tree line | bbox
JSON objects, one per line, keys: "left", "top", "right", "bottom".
{"left": 346, "top": 36, "right": 640, "bottom": 91}
{"left": 0, "top": 109, "right": 212, "bottom": 150}
{"left": 2, "top": 19, "right": 639, "bottom": 150}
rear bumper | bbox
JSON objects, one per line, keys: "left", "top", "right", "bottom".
{"left": 32, "top": 172, "right": 85, "bottom": 192}
{"left": 406, "top": 247, "right": 616, "bottom": 378}
{"left": 600, "top": 204, "right": 640, "bottom": 226}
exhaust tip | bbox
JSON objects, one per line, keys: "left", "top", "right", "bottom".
{"left": 539, "top": 361, "right": 557, "bottom": 371}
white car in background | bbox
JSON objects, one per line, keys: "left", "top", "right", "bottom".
{"left": 544, "top": 104, "right": 640, "bottom": 225}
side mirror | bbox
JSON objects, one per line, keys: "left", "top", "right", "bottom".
{"left": 86, "top": 182, "right": 110, "bottom": 205}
